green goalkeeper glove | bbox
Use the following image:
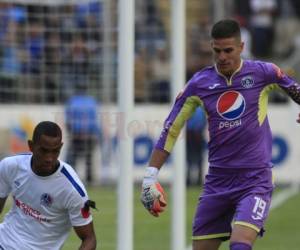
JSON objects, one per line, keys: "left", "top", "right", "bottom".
{"left": 141, "top": 167, "right": 167, "bottom": 217}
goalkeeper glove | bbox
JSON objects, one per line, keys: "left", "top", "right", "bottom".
{"left": 141, "top": 167, "right": 167, "bottom": 217}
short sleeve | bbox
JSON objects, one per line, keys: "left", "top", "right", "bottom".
{"left": 155, "top": 77, "right": 203, "bottom": 152}
{"left": 0, "top": 159, "right": 12, "bottom": 198}
{"left": 67, "top": 191, "right": 93, "bottom": 227}
{"left": 264, "top": 63, "right": 295, "bottom": 88}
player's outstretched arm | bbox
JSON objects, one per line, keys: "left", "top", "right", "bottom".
{"left": 284, "top": 85, "right": 300, "bottom": 123}
{"left": 280, "top": 83, "right": 300, "bottom": 123}
{"left": 0, "top": 197, "right": 7, "bottom": 214}
{"left": 74, "top": 222, "right": 97, "bottom": 250}
{"left": 148, "top": 149, "right": 169, "bottom": 168}
{"left": 141, "top": 149, "right": 169, "bottom": 217}
{"left": 281, "top": 83, "right": 300, "bottom": 105}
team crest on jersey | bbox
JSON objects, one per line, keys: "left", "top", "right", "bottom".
{"left": 241, "top": 76, "right": 254, "bottom": 88}
{"left": 217, "top": 91, "right": 246, "bottom": 120}
{"left": 40, "top": 193, "right": 53, "bottom": 207}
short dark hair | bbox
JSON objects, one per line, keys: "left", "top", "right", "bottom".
{"left": 32, "top": 121, "right": 62, "bottom": 142}
{"left": 211, "top": 19, "right": 241, "bottom": 40}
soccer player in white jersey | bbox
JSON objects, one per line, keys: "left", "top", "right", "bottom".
{"left": 0, "top": 121, "right": 97, "bottom": 250}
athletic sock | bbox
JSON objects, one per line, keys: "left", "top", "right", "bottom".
{"left": 230, "top": 242, "right": 252, "bottom": 250}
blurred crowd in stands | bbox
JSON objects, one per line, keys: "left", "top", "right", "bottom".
{"left": 0, "top": 1, "right": 103, "bottom": 103}
{"left": 0, "top": 0, "right": 300, "bottom": 104}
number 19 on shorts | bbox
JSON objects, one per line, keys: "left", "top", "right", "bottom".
{"left": 251, "top": 196, "right": 267, "bottom": 220}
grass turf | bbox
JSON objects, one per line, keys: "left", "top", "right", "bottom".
{"left": 63, "top": 186, "right": 300, "bottom": 250}
{"left": 1, "top": 186, "right": 299, "bottom": 250}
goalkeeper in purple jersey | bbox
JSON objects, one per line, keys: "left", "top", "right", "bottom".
{"left": 141, "top": 19, "right": 300, "bottom": 250}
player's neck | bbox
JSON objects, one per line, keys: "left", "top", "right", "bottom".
{"left": 31, "top": 157, "right": 60, "bottom": 176}
{"left": 217, "top": 59, "right": 242, "bottom": 80}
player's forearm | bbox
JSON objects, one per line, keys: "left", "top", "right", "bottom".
{"left": 282, "top": 83, "right": 300, "bottom": 104}
{"left": 149, "top": 149, "right": 170, "bottom": 169}
{"left": 142, "top": 149, "right": 168, "bottom": 217}
{"left": 78, "top": 237, "right": 97, "bottom": 250}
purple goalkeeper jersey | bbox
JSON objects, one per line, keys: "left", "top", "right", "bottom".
{"left": 155, "top": 60, "right": 296, "bottom": 169}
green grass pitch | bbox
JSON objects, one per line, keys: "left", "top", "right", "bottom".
{"left": 1, "top": 186, "right": 300, "bottom": 250}
{"left": 64, "top": 186, "right": 300, "bottom": 250}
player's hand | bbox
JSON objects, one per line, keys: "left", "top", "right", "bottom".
{"left": 141, "top": 182, "right": 167, "bottom": 217}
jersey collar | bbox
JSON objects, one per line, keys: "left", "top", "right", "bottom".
{"left": 214, "top": 59, "right": 244, "bottom": 86}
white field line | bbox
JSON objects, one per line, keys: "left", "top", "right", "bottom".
{"left": 270, "top": 185, "right": 299, "bottom": 210}
{"left": 186, "top": 185, "right": 300, "bottom": 250}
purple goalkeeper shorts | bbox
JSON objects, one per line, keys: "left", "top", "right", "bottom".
{"left": 192, "top": 167, "right": 274, "bottom": 241}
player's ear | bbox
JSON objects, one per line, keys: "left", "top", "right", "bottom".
{"left": 28, "top": 140, "right": 34, "bottom": 152}
{"left": 241, "top": 41, "right": 244, "bottom": 50}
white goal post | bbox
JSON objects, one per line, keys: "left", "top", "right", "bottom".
{"left": 117, "top": 0, "right": 134, "bottom": 250}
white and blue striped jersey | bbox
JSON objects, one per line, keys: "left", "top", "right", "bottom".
{"left": 0, "top": 154, "right": 92, "bottom": 250}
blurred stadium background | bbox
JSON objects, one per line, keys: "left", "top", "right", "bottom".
{"left": 0, "top": 0, "right": 300, "bottom": 249}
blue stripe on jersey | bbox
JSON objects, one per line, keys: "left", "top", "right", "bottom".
{"left": 61, "top": 166, "right": 86, "bottom": 197}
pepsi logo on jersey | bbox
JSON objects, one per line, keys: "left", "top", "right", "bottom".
{"left": 217, "top": 91, "right": 245, "bottom": 129}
